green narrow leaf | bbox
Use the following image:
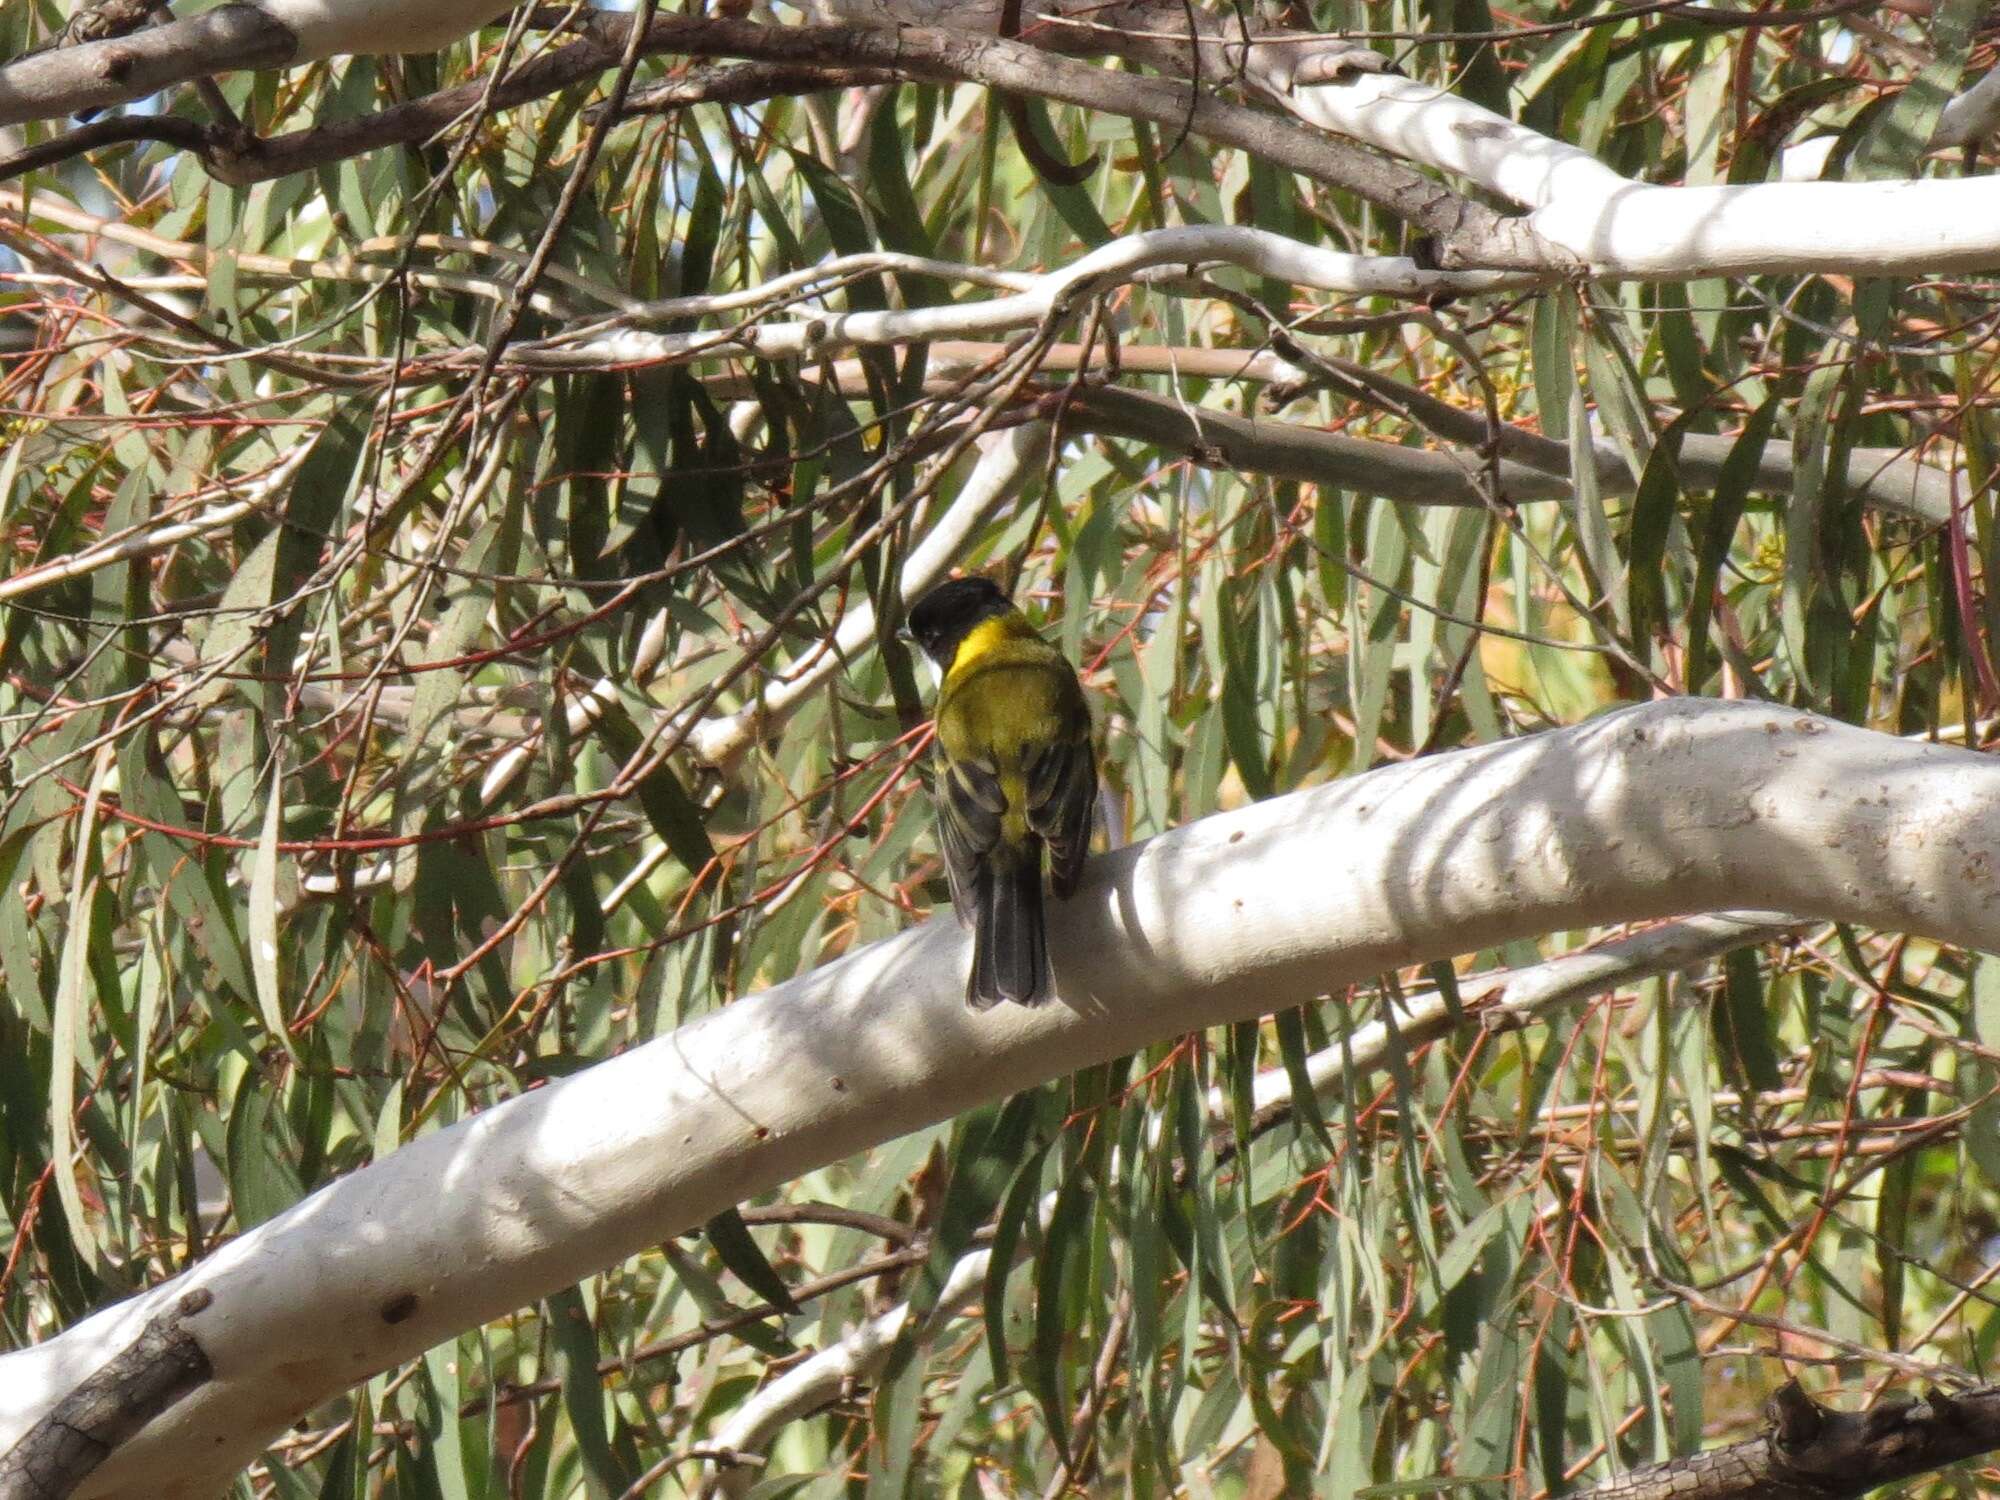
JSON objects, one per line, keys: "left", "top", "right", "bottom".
{"left": 1650, "top": 279, "right": 1709, "bottom": 412}
{"left": 1531, "top": 291, "right": 1576, "bottom": 443}
{"left": 248, "top": 763, "right": 298, "bottom": 1061}
{"left": 199, "top": 400, "right": 366, "bottom": 710}
{"left": 1349, "top": 497, "right": 1404, "bottom": 772}
{"left": 789, "top": 146, "right": 879, "bottom": 268}
{"left": 1434, "top": 1199, "right": 1509, "bottom": 1296}
{"left": 662, "top": 1241, "right": 793, "bottom": 1359}
{"left": 49, "top": 748, "right": 113, "bottom": 1274}
{"left": 1784, "top": 363, "right": 1845, "bottom": 698}
{"left": 1533, "top": 1305, "right": 1573, "bottom": 1495}
{"left": 1171, "top": 1065, "right": 1236, "bottom": 1325}
{"left": 679, "top": 159, "right": 726, "bottom": 300}
{"left": 893, "top": 1091, "right": 1040, "bottom": 1380}
{"left": 401, "top": 517, "right": 509, "bottom": 772}
{"left": 1652, "top": 1296, "right": 1703, "bottom": 1456}
{"left": 1009, "top": 99, "right": 1112, "bottom": 247}
{"left": 984, "top": 1136, "right": 1054, "bottom": 1389}
{"left": 1457, "top": 1313, "right": 1523, "bottom": 1486}
{"left": 0, "top": 821, "right": 48, "bottom": 1031}
{"left": 1028, "top": 1162, "right": 1093, "bottom": 1465}
{"left": 867, "top": 88, "right": 939, "bottom": 269}
{"left": 1220, "top": 580, "right": 1273, "bottom": 799}
{"left": 1625, "top": 419, "right": 1689, "bottom": 645}
{"left": 115, "top": 729, "right": 254, "bottom": 1006}
{"left": 314, "top": 1429, "right": 357, "bottom": 1500}
{"left": 1570, "top": 356, "right": 1628, "bottom": 630}
{"left": 866, "top": 1353, "right": 926, "bottom": 1499}
{"left": 420, "top": 1343, "right": 472, "bottom": 1500}
{"left": 1684, "top": 397, "right": 1778, "bottom": 691}
{"left": 1714, "top": 947, "right": 1781, "bottom": 1093}
{"left": 1275, "top": 1005, "right": 1335, "bottom": 1153}
{"left": 1850, "top": 0, "right": 1977, "bottom": 180}
{"left": 545, "top": 1284, "right": 631, "bottom": 1498}
{"left": 705, "top": 1206, "right": 800, "bottom": 1315}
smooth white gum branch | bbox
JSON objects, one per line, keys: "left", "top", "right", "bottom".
{"left": 1284, "top": 71, "right": 2000, "bottom": 276}
{"left": 7, "top": 698, "right": 2000, "bottom": 1498}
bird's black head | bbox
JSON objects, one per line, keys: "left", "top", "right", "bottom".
{"left": 907, "top": 576, "right": 1012, "bottom": 671}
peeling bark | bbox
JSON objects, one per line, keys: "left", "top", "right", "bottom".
{"left": 0, "top": 1291, "right": 213, "bottom": 1500}
{"left": 1579, "top": 1380, "right": 2000, "bottom": 1500}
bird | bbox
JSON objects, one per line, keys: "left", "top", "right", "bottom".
{"left": 906, "top": 575, "right": 1097, "bottom": 1009}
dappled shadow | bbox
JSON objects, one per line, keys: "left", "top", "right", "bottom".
{"left": 29, "top": 699, "right": 2000, "bottom": 1498}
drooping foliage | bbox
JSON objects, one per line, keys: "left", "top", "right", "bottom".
{"left": 1, "top": 2, "right": 1998, "bottom": 1495}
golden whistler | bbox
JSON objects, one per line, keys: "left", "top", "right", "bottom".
{"left": 907, "top": 577, "right": 1098, "bottom": 1008}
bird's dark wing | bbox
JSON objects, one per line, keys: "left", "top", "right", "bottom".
{"left": 937, "top": 756, "right": 1005, "bottom": 925}
{"left": 1025, "top": 732, "right": 1097, "bottom": 901}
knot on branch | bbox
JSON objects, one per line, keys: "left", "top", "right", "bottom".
{"left": 1758, "top": 1378, "right": 2000, "bottom": 1496}
{"left": 1285, "top": 40, "right": 1398, "bottom": 90}
{"left": 1767, "top": 1380, "right": 1827, "bottom": 1448}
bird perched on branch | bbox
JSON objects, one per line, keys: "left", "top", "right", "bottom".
{"left": 907, "top": 576, "right": 1097, "bottom": 1009}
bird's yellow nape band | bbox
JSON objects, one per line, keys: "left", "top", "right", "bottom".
{"left": 945, "top": 611, "right": 1039, "bottom": 681}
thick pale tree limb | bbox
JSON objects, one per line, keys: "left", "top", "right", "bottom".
{"left": 816, "top": 0, "right": 2000, "bottom": 277}
{"left": 0, "top": 0, "right": 565, "bottom": 138}
{"left": 13, "top": 5, "right": 1989, "bottom": 279}
{"left": 5, "top": 699, "right": 2000, "bottom": 1496}
{"left": 0, "top": 12, "right": 1538, "bottom": 267}
{"left": 1287, "top": 70, "right": 2000, "bottom": 275}
{"left": 604, "top": 18, "right": 1533, "bottom": 255}
{"left": 255, "top": 0, "right": 516, "bottom": 61}
{"left": 1126, "top": 1, "right": 2000, "bottom": 277}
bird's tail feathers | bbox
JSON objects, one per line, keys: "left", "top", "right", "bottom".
{"left": 967, "top": 850, "right": 1050, "bottom": 1009}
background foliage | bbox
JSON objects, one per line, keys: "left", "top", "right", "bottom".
{"left": 2, "top": 1, "right": 1999, "bottom": 1495}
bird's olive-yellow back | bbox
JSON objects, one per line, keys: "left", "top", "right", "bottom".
{"left": 909, "top": 578, "right": 1098, "bottom": 1006}
{"left": 936, "top": 616, "right": 1090, "bottom": 843}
